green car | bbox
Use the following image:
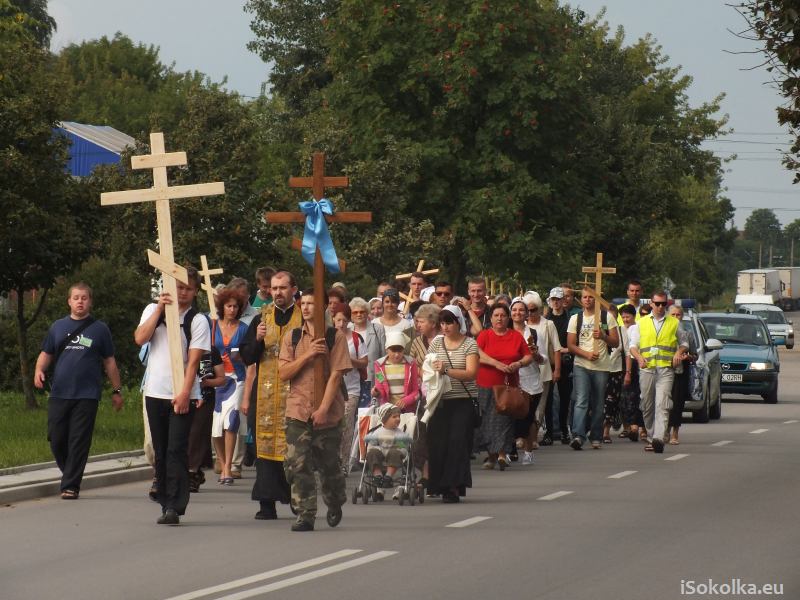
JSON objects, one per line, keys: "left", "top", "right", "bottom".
{"left": 698, "top": 313, "right": 781, "bottom": 404}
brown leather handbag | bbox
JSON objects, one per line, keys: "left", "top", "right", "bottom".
{"left": 493, "top": 376, "right": 528, "bottom": 419}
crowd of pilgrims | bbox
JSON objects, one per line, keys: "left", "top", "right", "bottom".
{"left": 158, "top": 267, "right": 693, "bottom": 516}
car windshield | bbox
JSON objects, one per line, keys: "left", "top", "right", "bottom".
{"left": 750, "top": 310, "right": 787, "bottom": 325}
{"left": 699, "top": 318, "right": 771, "bottom": 346}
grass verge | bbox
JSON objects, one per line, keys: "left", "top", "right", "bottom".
{"left": 0, "top": 387, "right": 143, "bottom": 469}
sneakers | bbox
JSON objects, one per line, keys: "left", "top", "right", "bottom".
{"left": 570, "top": 437, "right": 584, "bottom": 451}
{"left": 326, "top": 506, "right": 342, "bottom": 527}
{"left": 521, "top": 451, "right": 534, "bottom": 465}
{"left": 591, "top": 440, "right": 602, "bottom": 450}
{"left": 157, "top": 508, "right": 179, "bottom": 525}
{"left": 381, "top": 475, "right": 394, "bottom": 488}
{"left": 560, "top": 432, "right": 571, "bottom": 445}
{"left": 291, "top": 519, "right": 314, "bottom": 532}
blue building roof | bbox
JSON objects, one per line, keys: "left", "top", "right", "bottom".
{"left": 56, "top": 121, "right": 136, "bottom": 177}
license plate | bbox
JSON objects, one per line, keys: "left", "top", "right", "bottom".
{"left": 722, "top": 373, "right": 743, "bottom": 382}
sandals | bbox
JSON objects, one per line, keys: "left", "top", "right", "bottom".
{"left": 618, "top": 430, "right": 629, "bottom": 439}
{"left": 61, "top": 489, "right": 79, "bottom": 500}
{"left": 602, "top": 436, "right": 613, "bottom": 444}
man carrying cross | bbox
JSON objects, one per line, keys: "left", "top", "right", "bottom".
{"left": 566, "top": 286, "right": 619, "bottom": 450}
{"left": 135, "top": 268, "right": 211, "bottom": 525}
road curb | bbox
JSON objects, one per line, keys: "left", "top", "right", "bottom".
{"left": 0, "top": 465, "right": 153, "bottom": 505}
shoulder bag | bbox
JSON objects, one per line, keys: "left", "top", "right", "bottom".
{"left": 441, "top": 338, "right": 482, "bottom": 428}
{"left": 493, "top": 375, "right": 528, "bottom": 419}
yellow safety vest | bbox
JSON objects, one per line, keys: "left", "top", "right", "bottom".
{"left": 638, "top": 314, "right": 679, "bottom": 369}
{"left": 616, "top": 301, "right": 641, "bottom": 325}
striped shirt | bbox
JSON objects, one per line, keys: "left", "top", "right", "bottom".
{"left": 384, "top": 362, "right": 406, "bottom": 405}
{"left": 429, "top": 336, "right": 479, "bottom": 400}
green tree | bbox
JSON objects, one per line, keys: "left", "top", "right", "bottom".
{"left": 739, "top": 1, "right": 800, "bottom": 180}
{"left": 744, "top": 207, "right": 782, "bottom": 250}
{"left": 55, "top": 33, "right": 207, "bottom": 136}
{"left": 1, "top": 0, "right": 55, "bottom": 48}
{"left": 1, "top": 13, "right": 96, "bottom": 407}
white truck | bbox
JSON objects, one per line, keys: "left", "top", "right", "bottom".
{"left": 776, "top": 267, "right": 800, "bottom": 310}
{"left": 735, "top": 269, "right": 783, "bottom": 307}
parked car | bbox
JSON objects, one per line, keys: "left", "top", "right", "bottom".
{"left": 697, "top": 313, "right": 781, "bottom": 404}
{"left": 681, "top": 312, "right": 722, "bottom": 422}
{"left": 736, "top": 303, "right": 794, "bottom": 349}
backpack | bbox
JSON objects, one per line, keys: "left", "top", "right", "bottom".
{"left": 290, "top": 326, "right": 352, "bottom": 404}
{"left": 139, "top": 306, "right": 203, "bottom": 367}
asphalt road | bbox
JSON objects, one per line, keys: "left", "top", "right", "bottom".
{"left": 2, "top": 341, "right": 799, "bottom": 600}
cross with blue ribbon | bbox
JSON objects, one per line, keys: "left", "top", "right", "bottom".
{"left": 265, "top": 152, "right": 372, "bottom": 406}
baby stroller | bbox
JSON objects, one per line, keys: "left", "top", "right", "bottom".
{"left": 351, "top": 399, "right": 424, "bottom": 506}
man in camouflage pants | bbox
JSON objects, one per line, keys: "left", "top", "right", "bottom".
{"left": 278, "top": 290, "right": 351, "bottom": 532}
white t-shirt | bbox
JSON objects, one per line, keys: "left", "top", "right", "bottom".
{"left": 529, "top": 318, "right": 562, "bottom": 382}
{"left": 345, "top": 331, "right": 368, "bottom": 396}
{"left": 567, "top": 311, "right": 618, "bottom": 372}
{"left": 518, "top": 325, "right": 543, "bottom": 396}
{"left": 609, "top": 323, "right": 629, "bottom": 373}
{"left": 140, "top": 303, "right": 211, "bottom": 399}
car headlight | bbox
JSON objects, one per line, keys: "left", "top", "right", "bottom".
{"left": 749, "top": 362, "right": 774, "bottom": 370}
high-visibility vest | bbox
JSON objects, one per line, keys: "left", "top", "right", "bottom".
{"left": 616, "top": 301, "right": 641, "bottom": 325}
{"left": 638, "top": 314, "right": 679, "bottom": 368}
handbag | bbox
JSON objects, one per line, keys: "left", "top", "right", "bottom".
{"left": 493, "top": 376, "right": 528, "bottom": 419}
{"left": 442, "top": 340, "right": 482, "bottom": 428}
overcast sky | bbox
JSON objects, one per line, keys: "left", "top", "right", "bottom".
{"left": 49, "top": 0, "right": 799, "bottom": 228}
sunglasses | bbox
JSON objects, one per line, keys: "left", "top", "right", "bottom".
{"left": 435, "top": 290, "right": 452, "bottom": 296}
{"left": 652, "top": 301, "right": 667, "bottom": 307}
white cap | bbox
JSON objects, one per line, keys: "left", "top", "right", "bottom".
{"left": 385, "top": 331, "right": 409, "bottom": 350}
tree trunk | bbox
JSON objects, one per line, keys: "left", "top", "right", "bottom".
{"left": 15, "top": 290, "right": 38, "bottom": 409}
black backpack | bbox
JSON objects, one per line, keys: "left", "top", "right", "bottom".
{"left": 575, "top": 309, "right": 613, "bottom": 352}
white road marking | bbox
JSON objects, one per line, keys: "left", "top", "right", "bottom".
{"left": 665, "top": 454, "right": 689, "bottom": 461}
{"left": 608, "top": 470, "right": 637, "bottom": 479}
{"left": 217, "top": 551, "right": 397, "bottom": 600}
{"left": 749, "top": 428, "right": 769, "bottom": 434}
{"left": 711, "top": 440, "right": 734, "bottom": 447}
{"left": 164, "top": 549, "right": 363, "bottom": 600}
{"left": 538, "top": 491, "right": 574, "bottom": 501}
{"left": 445, "top": 516, "right": 493, "bottom": 528}
{"left": 783, "top": 420, "right": 799, "bottom": 424}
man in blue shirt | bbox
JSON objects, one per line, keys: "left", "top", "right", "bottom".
{"left": 34, "top": 282, "right": 122, "bottom": 499}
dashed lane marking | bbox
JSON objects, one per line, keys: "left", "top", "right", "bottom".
{"left": 665, "top": 454, "right": 689, "bottom": 461}
{"left": 749, "top": 428, "right": 769, "bottom": 434}
{"left": 711, "top": 440, "right": 734, "bottom": 447}
{"left": 783, "top": 420, "right": 798, "bottom": 424}
{"left": 446, "top": 516, "right": 493, "bottom": 528}
{"left": 164, "top": 549, "right": 363, "bottom": 600}
{"left": 217, "top": 551, "right": 398, "bottom": 600}
{"left": 608, "top": 471, "right": 637, "bottom": 479}
{"left": 538, "top": 491, "right": 574, "bottom": 501}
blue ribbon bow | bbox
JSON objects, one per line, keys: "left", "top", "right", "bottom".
{"left": 299, "top": 198, "right": 341, "bottom": 274}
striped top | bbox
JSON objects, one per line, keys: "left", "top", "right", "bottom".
{"left": 384, "top": 362, "right": 406, "bottom": 405}
{"left": 429, "top": 336, "right": 479, "bottom": 400}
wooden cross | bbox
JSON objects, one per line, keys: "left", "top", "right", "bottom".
{"left": 199, "top": 255, "right": 224, "bottom": 321}
{"left": 576, "top": 278, "right": 612, "bottom": 311}
{"left": 581, "top": 252, "right": 617, "bottom": 351}
{"left": 265, "top": 151, "right": 371, "bottom": 406}
{"left": 101, "top": 132, "right": 225, "bottom": 392}
{"left": 395, "top": 259, "right": 440, "bottom": 303}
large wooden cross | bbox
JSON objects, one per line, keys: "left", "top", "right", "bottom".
{"left": 101, "top": 132, "right": 225, "bottom": 391}
{"left": 581, "top": 252, "right": 617, "bottom": 351}
{"left": 395, "top": 259, "right": 440, "bottom": 303}
{"left": 199, "top": 255, "right": 224, "bottom": 321}
{"left": 266, "top": 151, "right": 371, "bottom": 406}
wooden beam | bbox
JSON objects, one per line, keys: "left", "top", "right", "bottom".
{"left": 289, "top": 176, "right": 349, "bottom": 189}
{"left": 131, "top": 151, "right": 187, "bottom": 170}
{"left": 265, "top": 211, "right": 372, "bottom": 224}
{"left": 101, "top": 182, "right": 225, "bottom": 206}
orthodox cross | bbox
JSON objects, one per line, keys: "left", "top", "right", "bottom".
{"left": 199, "top": 255, "right": 224, "bottom": 321}
{"left": 265, "top": 151, "right": 371, "bottom": 406}
{"left": 581, "top": 252, "right": 617, "bottom": 351}
{"left": 395, "top": 260, "right": 440, "bottom": 303}
{"left": 101, "top": 132, "right": 225, "bottom": 391}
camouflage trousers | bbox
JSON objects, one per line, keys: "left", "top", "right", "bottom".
{"left": 284, "top": 418, "right": 347, "bottom": 524}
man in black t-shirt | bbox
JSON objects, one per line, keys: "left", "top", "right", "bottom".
{"left": 545, "top": 287, "right": 573, "bottom": 444}
{"left": 34, "top": 282, "right": 122, "bottom": 499}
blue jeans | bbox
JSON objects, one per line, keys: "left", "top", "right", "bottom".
{"left": 571, "top": 365, "right": 608, "bottom": 442}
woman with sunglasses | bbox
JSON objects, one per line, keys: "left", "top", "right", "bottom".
{"left": 428, "top": 306, "right": 479, "bottom": 503}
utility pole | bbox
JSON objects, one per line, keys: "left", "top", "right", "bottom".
{"left": 759, "top": 242, "right": 763, "bottom": 268}
{"left": 769, "top": 245, "right": 773, "bottom": 267}
{"left": 791, "top": 238, "right": 795, "bottom": 267}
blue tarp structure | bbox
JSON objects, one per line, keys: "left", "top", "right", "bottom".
{"left": 55, "top": 121, "right": 136, "bottom": 177}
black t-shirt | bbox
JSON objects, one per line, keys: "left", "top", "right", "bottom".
{"left": 42, "top": 316, "right": 114, "bottom": 400}
{"left": 546, "top": 311, "right": 571, "bottom": 349}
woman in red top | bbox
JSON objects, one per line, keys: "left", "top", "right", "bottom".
{"left": 477, "top": 304, "right": 533, "bottom": 470}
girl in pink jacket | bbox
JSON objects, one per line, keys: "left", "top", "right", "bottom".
{"left": 371, "top": 331, "right": 420, "bottom": 412}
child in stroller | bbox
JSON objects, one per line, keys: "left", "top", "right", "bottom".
{"left": 365, "top": 404, "right": 412, "bottom": 499}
